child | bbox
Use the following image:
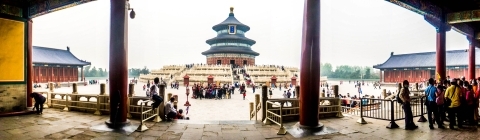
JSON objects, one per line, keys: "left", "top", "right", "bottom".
{"left": 243, "top": 91, "right": 246, "bottom": 100}
{"left": 176, "top": 109, "right": 185, "bottom": 119}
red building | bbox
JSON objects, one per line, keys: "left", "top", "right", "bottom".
{"left": 33, "top": 46, "right": 90, "bottom": 83}
{"left": 374, "top": 50, "right": 480, "bottom": 83}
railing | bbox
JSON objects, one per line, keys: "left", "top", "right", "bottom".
{"left": 319, "top": 97, "right": 343, "bottom": 117}
{"left": 356, "top": 96, "right": 427, "bottom": 129}
{"left": 50, "top": 92, "right": 108, "bottom": 115}
{"left": 264, "top": 100, "right": 287, "bottom": 135}
{"left": 42, "top": 91, "right": 161, "bottom": 120}
{"left": 136, "top": 100, "right": 161, "bottom": 132}
{"left": 250, "top": 94, "right": 262, "bottom": 120}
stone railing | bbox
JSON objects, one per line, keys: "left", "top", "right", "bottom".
{"left": 37, "top": 83, "right": 173, "bottom": 121}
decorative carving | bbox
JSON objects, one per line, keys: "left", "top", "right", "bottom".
{"left": 28, "top": 0, "right": 95, "bottom": 18}
{"left": 0, "top": 4, "right": 23, "bottom": 17}
{"left": 387, "top": 0, "right": 442, "bottom": 21}
{"left": 447, "top": 10, "right": 480, "bottom": 24}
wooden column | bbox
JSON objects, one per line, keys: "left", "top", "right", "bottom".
{"left": 38, "top": 67, "right": 41, "bottom": 82}
{"left": 51, "top": 67, "right": 53, "bottom": 82}
{"left": 27, "top": 20, "right": 33, "bottom": 107}
{"left": 107, "top": 0, "right": 129, "bottom": 126}
{"left": 379, "top": 70, "right": 382, "bottom": 83}
{"left": 299, "top": 0, "right": 320, "bottom": 127}
{"left": 81, "top": 66, "right": 84, "bottom": 81}
{"left": 436, "top": 26, "right": 446, "bottom": 81}
{"left": 468, "top": 37, "right": 475, "bottom": 80}
{"left": 62, "top": 67, "right": 65, "bottom": 82}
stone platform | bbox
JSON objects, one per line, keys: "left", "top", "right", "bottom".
{"left": 1, "top": 108, "right": 480, "bottom": 140}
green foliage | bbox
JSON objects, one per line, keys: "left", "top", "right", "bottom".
{"left": 320, "top": 63, "right": 379, "bottom": 79}
{"left": 79, "top": 66, "right": 150, "bottom": 77}
{"left": 80, "top": 66, "right": 108, "bottom": 77}
{"left": 128, "top": 66, "right": 150, "bottom": 77}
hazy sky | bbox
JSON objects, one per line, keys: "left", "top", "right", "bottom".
{"left": 32, "top": 0, "right": 470, "bottom": 70}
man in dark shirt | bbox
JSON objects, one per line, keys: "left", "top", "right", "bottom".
{"left": 30, "top": 92, "right": 46, "bottom": 114}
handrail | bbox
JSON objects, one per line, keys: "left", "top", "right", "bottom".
{"left": 264, "top": 100, "right": 287, "bottom": 135}
{"left": 136, "top": 100, "right": 161, "bottom": 132}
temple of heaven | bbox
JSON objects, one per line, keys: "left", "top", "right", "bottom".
{"left": 202, "top": 7, "right": 259, "bottom": 66}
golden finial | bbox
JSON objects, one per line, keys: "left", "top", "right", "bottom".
{"left": 230, "top": 7, "right": 234, "bottom": 13}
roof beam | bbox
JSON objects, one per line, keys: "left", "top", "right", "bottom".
{"left": 447, "top": 10, "right": 480, "bottom": 24}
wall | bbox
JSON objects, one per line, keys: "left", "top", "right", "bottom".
{"left": 0, "top": 16, "right": 28, "bottom": 113}
{"left": 0, "top": 18, "right": 25, "bottom": 82}
{"left": 383, "top": 68, "right": 480, "bottom": 83}
{"left": 0, "top": 84, "right": 26, "bottom": 113}
{"left": 33, "top": 66, "right": 79, "bottom": 83}
{"left": 206, "top": 57, "right": 255, "bottom": 66}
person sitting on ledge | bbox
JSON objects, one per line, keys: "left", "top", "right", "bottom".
{"left": 30, "top": 92, "right": 46, "bottom": 115}
{"left": 165, "top": 97, "right": 177, "bottom": 121}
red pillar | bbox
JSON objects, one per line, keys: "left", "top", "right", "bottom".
{"left": 51, "top": 67, "right": 53, "bottom": 82}
{"left": 107, "top": 0, "right": 129, "bottom": 126}
{"left": 468, "top": 37, "right": 475, "bottom": 80}
{"left": 81, "top": 66, "right": 84, "bottom": 81}
{"left": 27, "top": 20, "right": 33, "bottom": 107}
{"left": 299, "top": 0, "right": 320, "bottom": 127}
{"left": 436, "top": 26, "right": 446, "bottom": 81}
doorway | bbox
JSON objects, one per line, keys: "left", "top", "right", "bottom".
{"left": 230, "top": 60, "right": 235, "bottom": 65}
{"left": 217, "top": 60, "right": 222, "bottom": 65}
{"left": 243, "top": 60, "right": 247, "bottom": 65}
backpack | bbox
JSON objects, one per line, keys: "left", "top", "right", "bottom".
{"left": 396, "top": 88, "right": 404, "bottom": 104}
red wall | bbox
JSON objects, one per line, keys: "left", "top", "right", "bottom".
{"left": 33, "top": 66, "right": 79, "bottom": 83}
{"left": 383, "top": 68, "right": 480, "bottom": 83}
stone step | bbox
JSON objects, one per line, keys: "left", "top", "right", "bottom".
{"left": 174, "top": 120, "right": 259, "bottom": 125}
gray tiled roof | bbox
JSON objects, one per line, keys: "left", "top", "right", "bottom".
{"left": 33, "top": 46, "right": 91, "bottom": 66}
{"left": 373, "top": 49, "right": 480, "bottom": 69}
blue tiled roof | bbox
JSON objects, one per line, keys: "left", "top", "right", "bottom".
{"left": 33, "top": 46, "right": 91, "bottom": 66}
{"left": 212, "top": 13, "right": 250, "bottom": 32}
{"left": 373, "top": 49, "right": 480, "bottom": 69}
{"left": 201, "top": 46, "right": 259, "bottom": 56}
{"left": 206, "top": 34, "right": 256, "bottom": 45}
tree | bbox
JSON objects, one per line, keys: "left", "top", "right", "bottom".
{"left": 320, "top": 63, "right": 333, "bottom": 77}
{"left": 364, "top": 67, "right": 371, "bottom": 79}
{"left": 141, "top": 66, "right": 150, "bottom": 75}
{"left": 319, "top": 63, "right": 379, "bottom": 79}
{"left": 90, "top": 67, "right": 98, "bottom": 77}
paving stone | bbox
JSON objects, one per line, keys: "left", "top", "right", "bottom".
{"left": 150, "top": 126, "right": 169, "bottom": 131}
{"left": 92, "top": 135, "right": 119, "bottom": 140}
{"left": 26, "top": 130, "right": 50, "bottom": 139}
{"left": 64, "top": 129, "right": 84, "bottom": 135}
{"left": 45, "top": 132, "right": 71, "bottom": 139}
{"left": 142, "top": 130, "right": 166, "bottom": 137}
{"left": 0, "top": 130, "right": 13, "bottom": 137}
{"left": 5, "top": 128, "right": 27, "bottom": 135}
{"left": 70, "top": 133, "right": 96, "bottom": 139}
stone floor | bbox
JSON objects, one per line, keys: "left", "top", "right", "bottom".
{"left": 2, "top": 108, "right": 480, "bottom": 140}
